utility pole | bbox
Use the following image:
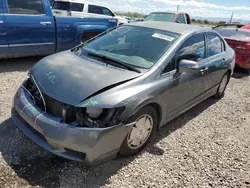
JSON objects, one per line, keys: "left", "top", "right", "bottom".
{"left": 177, "top": 4, "right": 179, "bottom": 11}
{"left": 229, "top": 11, "right": 234, "bottom": 23}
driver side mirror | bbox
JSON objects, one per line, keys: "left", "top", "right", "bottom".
{"left": 178, "top": 59, "right": 198, "bottom": 74}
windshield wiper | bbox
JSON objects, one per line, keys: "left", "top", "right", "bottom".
{"left": 86, "top": 51, "right": 141, "bottom": 73}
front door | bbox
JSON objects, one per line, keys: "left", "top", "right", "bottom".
{"left": 0, "top": 4, "right": 9, "bottom": 58}
{"left": 167, "top": 33, "right": 208, "bottom": 117}
{"left": 5, "top": 0, "right": 55, "bottom": 57}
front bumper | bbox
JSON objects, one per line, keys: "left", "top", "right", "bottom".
{"left": 11, "top": 87, "right": 131, "bottom": 166}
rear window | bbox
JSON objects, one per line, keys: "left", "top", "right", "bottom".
{"left": 217, "top": 29, "right": 250, "bottom": 41}
{"left": 144, "top": 13, "right": 175, "bottom": 22}
{"left": 53, "top": 2, "right": 84, "bottom": 12}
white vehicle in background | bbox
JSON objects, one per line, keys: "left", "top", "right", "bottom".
{"left": 52, "top": 0, "right": 128, "bottom": 25}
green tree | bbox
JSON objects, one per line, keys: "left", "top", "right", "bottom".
{"left": 204, "top": 20, "right": 209, "bottom": 24}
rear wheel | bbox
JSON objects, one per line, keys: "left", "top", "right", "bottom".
{"left": 214, "top": 72, "right": 230, "bottom": 98}
{"left": 119, "top": 106, "right": 157, "bottom": 156}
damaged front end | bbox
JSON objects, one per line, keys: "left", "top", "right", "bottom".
{"left": 23, "top": 76, "right": 126, "bottom": 128}
{"left": 11, "top": 75, "right": 134, "bottom": 165}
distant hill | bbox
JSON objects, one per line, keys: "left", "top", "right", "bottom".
{"left": 193, "top": 16, "right": 249, "bottom": 24}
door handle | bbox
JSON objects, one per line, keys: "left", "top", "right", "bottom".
{"left": 200, "top": 67, "right": 208, "bottom": 74}
{"left": 40, "top": 21, "right": 52, "bottom": 25}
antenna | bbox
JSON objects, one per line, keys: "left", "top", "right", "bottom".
{"left": 229, "top": 11, "right": 234, "bottom": 23}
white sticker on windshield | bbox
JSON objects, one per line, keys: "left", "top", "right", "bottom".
{"left": 152, "top": 33, "right": 175, "bottom": 41}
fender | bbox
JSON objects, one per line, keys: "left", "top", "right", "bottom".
{"left": 75, "top": 24, "right": 110, "bottom": 46}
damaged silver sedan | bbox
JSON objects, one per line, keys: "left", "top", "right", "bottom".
{"left": 11, "top": 22, "right": 235, "bottom": 165}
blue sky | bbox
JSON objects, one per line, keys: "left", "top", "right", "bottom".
{"left": 88, "top": 0, "right": 250, "bottom": 21}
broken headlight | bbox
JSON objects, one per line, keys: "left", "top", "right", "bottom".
{"left": 76, "top": 107, "right": 125, "bottom": 128}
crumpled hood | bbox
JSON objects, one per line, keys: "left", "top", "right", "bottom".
{"left": 30, "top": 51, "right": 141, "bottom": 105}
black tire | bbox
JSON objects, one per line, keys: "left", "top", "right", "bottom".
{"left": 214, "top": 72, "right": 230, "bottom": 98}
{"left": 119, "top": 105, "right": 158, "bottom": 156}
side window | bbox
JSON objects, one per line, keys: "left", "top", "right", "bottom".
{"left": 207, "top": 33, "right": 223, "bottom": 57}
{"left": 178, "top": 34, "right": 205, "bottom": 62}
{"left": 7, "top": 0, "right": 45, "bottom": 15}
{"left": 176, "top": 14, "right": 186, "bottom": 24}
{"left": 162, "top": 34, "right": 205, "bottom": 74}
{"left": 102, "top": 7, "right": 113, "bottom": 16}
{"left": 88, "top": 5, "right": 102, "bottom": 14}
{"left": 163, "top": 57, "right": 176, "bottom": 73}
{"left": 70, "top": 3, "right": 84, "bottom": 12}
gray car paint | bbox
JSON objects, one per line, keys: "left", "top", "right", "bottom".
{"left": 11, "top": 22, "right": 235, "bottom": 165}
{"left": 31, "top": 51, "right": 142, "bottom": 106}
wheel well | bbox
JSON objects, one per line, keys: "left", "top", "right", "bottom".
{"left": 146, "top": 103, "right": 162, "bottom": 130}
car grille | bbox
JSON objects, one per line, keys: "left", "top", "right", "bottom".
{"left": 25, "top": 78, "right": 77, "bottom": 123}
{"left": 42, "top": 92, "right": 77, "bottom": 123}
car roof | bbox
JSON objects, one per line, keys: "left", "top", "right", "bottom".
{"left": 126, "top": 21, "right": 211, "bottom": 35}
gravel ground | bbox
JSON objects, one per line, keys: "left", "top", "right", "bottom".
{"left": 0, "top": 57, "right": 250, "bottom": 188}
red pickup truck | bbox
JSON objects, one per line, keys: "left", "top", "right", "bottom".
{"left": 144, "top": 11, "right": 192, "bottom": 24}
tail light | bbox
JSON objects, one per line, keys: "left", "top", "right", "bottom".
{"left": 67, "top": 11, "right": 72, "bottom": 16}
{"left": 241, "top": 43, "right": 250, "bottom": 50}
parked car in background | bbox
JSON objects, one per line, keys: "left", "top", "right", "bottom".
{"left": 126, "top": 17, "right": 144, "bottom": 23}
{"left": 144, "top": 11, "right": 192, "bottom": 24}
{"left": 52, "top": 0, "right": 128, "bottom": 25}
{"left": 0, "top": 0, "right": 117, "bottom": 59}
{"left": 215, "top": 24, "right": 250, "bottom": 73}
{"left": 12, "top": 22, "right": 235, "bottom": 165}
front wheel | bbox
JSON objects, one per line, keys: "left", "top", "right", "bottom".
{"left": 119, "top": 106, "right": 157, "bottom": 156}
{"left": 214, "top": 72, "right": 230, "bottom": 98}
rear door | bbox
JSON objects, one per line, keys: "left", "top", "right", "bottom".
{"left": 203, "top": 33, "right": 227, "bottom": 91}
{"left": 0, "top": 2, "right": 9, "bottom": 58}
{"left": 5, "top": 0, "right": 55, "bottom": 57}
